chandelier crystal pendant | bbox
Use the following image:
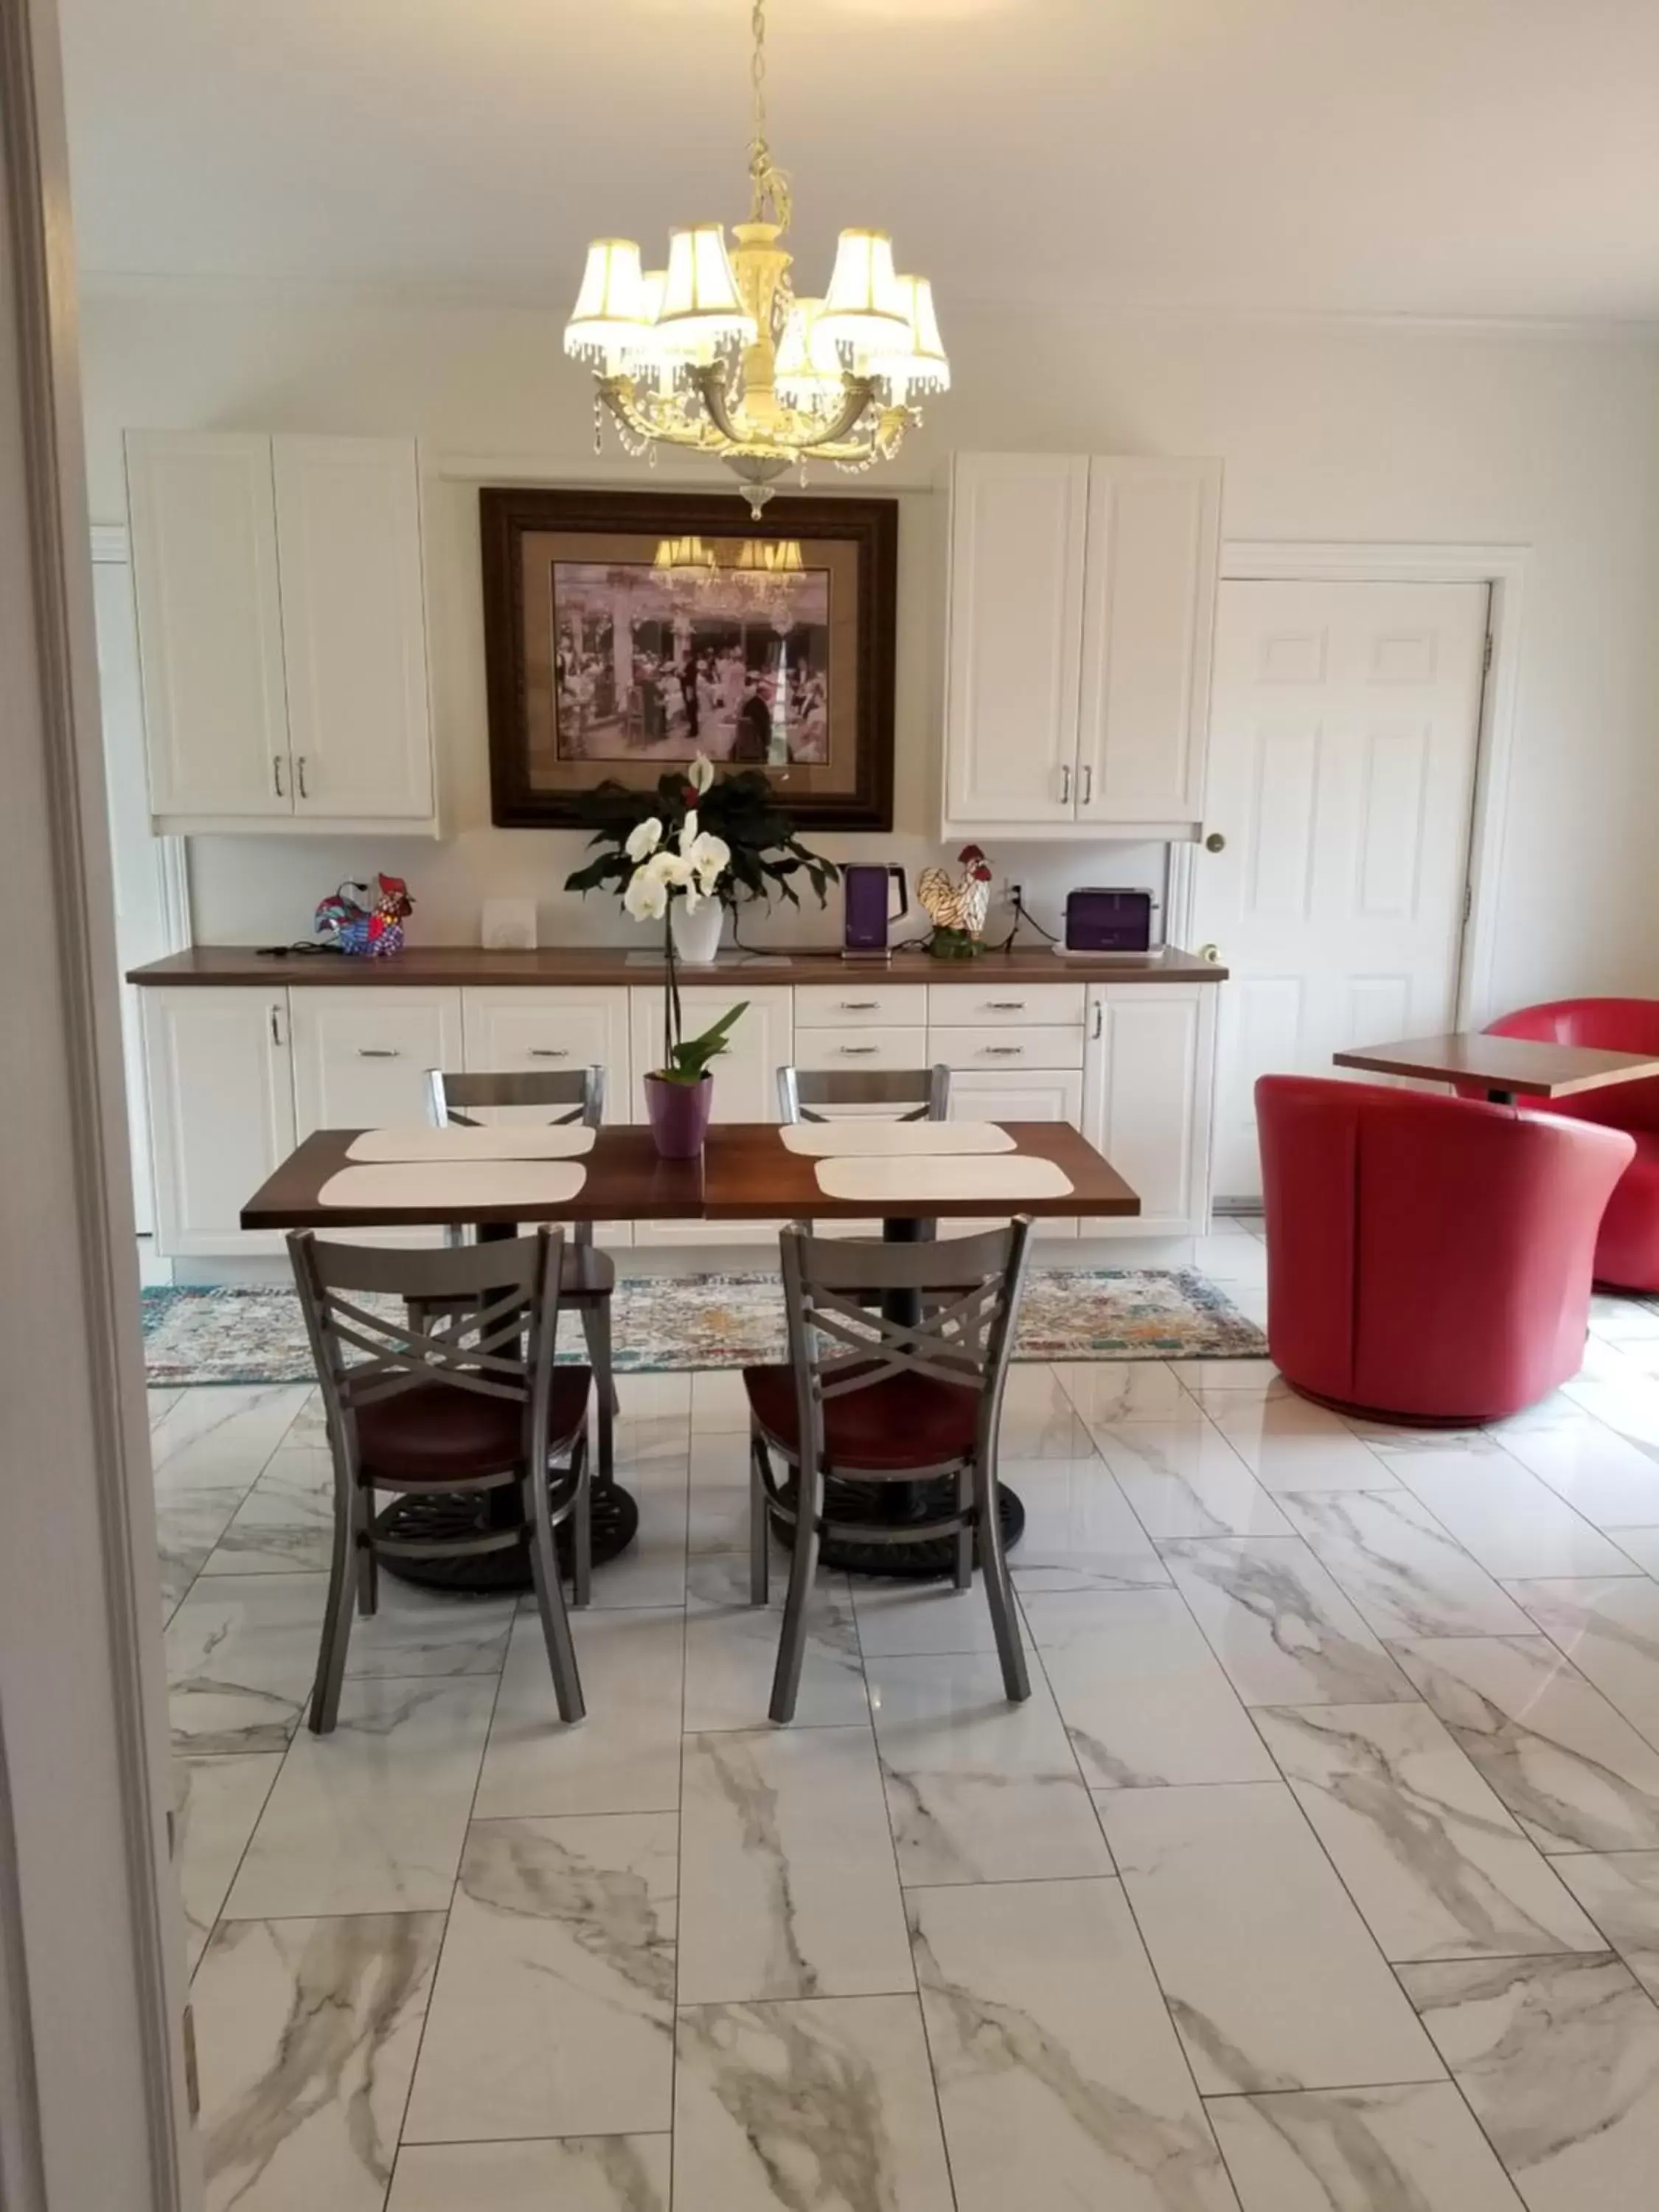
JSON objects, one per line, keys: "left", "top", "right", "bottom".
{"left": 563, "top": 0, "right": 948, "bottom": 516}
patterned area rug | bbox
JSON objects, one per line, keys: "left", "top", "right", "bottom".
{"left": 141, "top": 1269, "right": 1264, "bottom": 1386}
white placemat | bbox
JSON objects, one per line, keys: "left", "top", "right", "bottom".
{"left": 813, "top": 1155, "right": 1074, "bottom": 1204}
{"left": 318, "top": 1161, "right": 588, "bottom": 1210}
{"left": 347, "top": 1124, "right": 596, "bottom": 1164}
{"left": 779, "top": 1120, "right": 1016, "bottom": 1158}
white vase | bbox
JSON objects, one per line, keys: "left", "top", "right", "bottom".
{"left": 669, "top": 897, "right": 724, "bottom": 967}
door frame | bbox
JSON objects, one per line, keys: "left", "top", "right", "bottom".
{"left": 1169, "top": 540, "right": 1528, "bottom": 1030}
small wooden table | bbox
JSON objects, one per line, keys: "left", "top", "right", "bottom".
{"left": 1333, "top": 1032, "right": 1659, "bottom": 1107}
{"left": 242, "top": 1121, "right": 1139, "bottom": 1584}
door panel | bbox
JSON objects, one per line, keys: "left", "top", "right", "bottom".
{"left": 274, "top": 437, "right": 434, "bottom": 819}
{"left": 289, "top": 990, "right": 465, "bottom": 1246}
{"left": 143, "top": 988, "right": 295, "bottom": 1255}
{"left": 1082, "top": 985, "right": 1215, "bottom": 1237}
{"left": 1193, "top": 579, "right": 1489, "bottom": 1203}
{"left": 945, "top": 453, "right": 1088, "bottom": 825}
{"left": 125, "top": 431, "right": 290, "bottom": 818}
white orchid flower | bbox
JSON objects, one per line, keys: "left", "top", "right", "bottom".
{"left": 689, "top": 753, "right": 714, "bottom": 796}
{"left": 622, "top": 861, "right": 669, "bottom": 922}
{"left": 625, "top": 815, "right": 664, "bottom": 863}
{"left": 678, "top": 809, "right": 699, "bottom": 852}
{"left": 686, "top": 830, "right": 730, "bottom": 894}
{"left": 649, "top": 849, "right": 694, "bottom": 888}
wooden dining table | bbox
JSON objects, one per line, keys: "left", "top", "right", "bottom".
{"left": 242, "top": 1120, "right": 1141, "bottom": 1584}
{"left": 1333, "top": 1032, "right": 1659, "bottom": 1107}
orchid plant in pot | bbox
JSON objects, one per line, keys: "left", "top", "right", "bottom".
{"left": 611, "top": 788, "right": 748, "bottom": 1158}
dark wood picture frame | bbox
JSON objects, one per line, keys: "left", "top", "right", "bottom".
{"left": 481, "top": 487, "right": 898, "bottom": 831}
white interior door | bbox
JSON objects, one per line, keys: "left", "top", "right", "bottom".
{"left": 92, "top": 554, "right": 183, "bottom": 1237}
{"left": 1192, "top": 577, "right": 1489, "bottom": 1203}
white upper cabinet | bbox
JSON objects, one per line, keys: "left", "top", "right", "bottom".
{"left": 942, "top": 451, "right": 1222, "bottom": 839}
{"left": 1077, "top": 457, "right": 1222, "bottom": 828}
{"left": 274, "top": 437, "right": 434, "bottom": 820}
{"left": 944, "top": 453, "right": 1088, "bottom": 826}
{"left": 126, "top": 432, "right": 291, "bottom": 818}
{"left": 125, "top": 430, "right": 437, "bottom": 832}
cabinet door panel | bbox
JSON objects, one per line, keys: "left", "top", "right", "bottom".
{"left": 945, "top": 453, "right": 1088, "bottom": 827}
{"left": 143, "top": 987, "right": 296, "bottom": 1255}
{"left": 1077, "top": 457, "right": 1221, "bottom": 829}
{"left": 126, "top": 432, "right": 290, "bottom": 818}
{"left": 946, "top": 1066, "right": 1082, "bottom": 1241}
{"left": 630, "top": 986, "right": 791, "bottom": 1245}
{"left": 274, "top": 437, "right": 434, "bottom": 820}
{"left": 1081, "top": 985, "right": 1216, "bottom": 1237}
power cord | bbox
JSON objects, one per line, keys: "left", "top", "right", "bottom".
{"left": 998, "top": 886, "right": 1061, "bottom": 953}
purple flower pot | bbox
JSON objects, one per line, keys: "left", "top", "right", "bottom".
{"left": 644, "top": 1071, "right": 713, "bottom": 1159}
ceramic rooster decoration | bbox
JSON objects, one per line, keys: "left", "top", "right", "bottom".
{"left": 314, "top": 874, "right": 414, "bottom": 958}
{"left": 917, "top": 844, "right": 994, "bottom": 960}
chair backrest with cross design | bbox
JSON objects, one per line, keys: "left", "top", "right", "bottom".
{"left": 776, "top": 1063, "right": 951, "bottom": 1125}
{"left": 428, "top": 1065, "right": 605, "bottom": 1248}
{"left": 778, "top": 1215, "right": 1032, "bottom": 1478}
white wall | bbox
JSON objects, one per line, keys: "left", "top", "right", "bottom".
{"left": 77, "top": 284, "right": 1659, "bottom": 1010}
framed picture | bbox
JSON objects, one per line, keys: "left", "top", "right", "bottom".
{"left": 481, "top": 487, "right": 897, "bottom": 830}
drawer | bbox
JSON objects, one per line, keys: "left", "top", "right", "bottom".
{"left": 793, "top": 984, "right": 928, "bottom": 1029}
{"left": 931, "top": 1025, "right": 1085, "bottom": 1071}
{"left": 792, "top": 1026, "right": 931, "bottom": 1074}
{"left": 462, "top": 989, "right": 629, "bottom": 1086}
{"left": 927, "top": 982, "right": 1083, "bottom": 1026}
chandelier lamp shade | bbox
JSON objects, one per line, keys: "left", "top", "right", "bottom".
{"left": 562, "top": 0, "right": 949, "bottom": 515}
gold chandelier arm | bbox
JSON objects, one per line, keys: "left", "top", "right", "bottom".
{"left": 693, "top": 364, "right": 883, "bottom": 455}
{"left": 597, "top": 377, "right": 723, "bottom": 453}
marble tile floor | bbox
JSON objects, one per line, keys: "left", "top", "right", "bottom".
{"left": 155, "top": 1263, "right": 1659, "bottom": 2210}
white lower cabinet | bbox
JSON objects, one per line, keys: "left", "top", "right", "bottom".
{"left": 1081, "top": 984, "right": 1216, "bottom": 1237}
{"left": 142, "top": 987, "right": 296, "bottom": 1256}
{"left": 461, "top": 987, "right": 633, "bottom": 1247}
{"left": 630, "top": 985, "right": 793, "bottom": 1248}
{"left": 947, "top": 1066, "right": 1084, "bottom": 1242}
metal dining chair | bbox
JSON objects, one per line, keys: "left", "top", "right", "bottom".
{"left": 289, "top": 1225, "right": 590, "bottom": 1734}
{"left": 428, "top": 1066, "right": 619, "bottom": 1493}
{"left": 776, "top": 1062, "right": 952, "bottom": 1124}
{"left": 745, "top": 1217, "right": 1034, "bottom": 1723}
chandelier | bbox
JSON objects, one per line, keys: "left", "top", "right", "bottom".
{"left": 563, "top": 0, "right": 949, "bottom": 517}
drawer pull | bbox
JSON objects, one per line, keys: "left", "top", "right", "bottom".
{"left": 357, "top": 1047, "right": 400, "bottom": 1059}
{"left": 839, "top": 1000, "right": 879, "bottom": 1011}
{"left": 529, "top": 1047, "right": 570, "bottom": 1059}
{"left": 985, "top": 1000, "right": 1026, "bottom": 1011}
{"left": 838, "top": 1044, "right": 878, "bottom": 1056}
{"left": 983, "top": 1045, "right": 1024, "bottom": 1057}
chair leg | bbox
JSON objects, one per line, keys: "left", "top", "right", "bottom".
{"left": 571, "top": 1430, "right": 593, "bottom": 1611}
{"left": 579, "top": 1296, "right": 616, "bottom": 1488}
{"left": 525, "top": 1458, "right": 585, "bottom": 1725}
{"left": 309, "top": 1477, "right": 361, "bottom": 1735}
{"left": 953, "top": 1461, "right": 973, "bottom": 1593}
{"left": 749, "top": 1428, "right": 771, "bottom": 1605}
{"left": 355, "top": 1484, "right": 379, "bottom": 1617}
{"left": 975, "top": 1451, "right": 1030, "bottom": 1703}
{"left": 769, "top": 1451, "right": 822, "bottom": 1724}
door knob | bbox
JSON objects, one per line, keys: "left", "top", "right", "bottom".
{"left": 1204, "top": 832, "right": 1226, "bottom": 853}
{"left": 1197, "top": 943, "right": 1222, "bottom": 964}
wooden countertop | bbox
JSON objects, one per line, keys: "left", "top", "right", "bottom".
{"left": 128, "top": 944, "right": 1228, "bottom": 988}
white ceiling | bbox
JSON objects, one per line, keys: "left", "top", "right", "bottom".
{"left": 58, "top": 0, "right": 1659, "bottom": 324}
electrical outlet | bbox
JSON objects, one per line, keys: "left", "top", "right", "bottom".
{"left": 1006, "top": 879, "right": 1023, "bottom": 909}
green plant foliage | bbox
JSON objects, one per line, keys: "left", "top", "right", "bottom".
{"left": 564, "top": 766, "right": 838, "bottom": 910}
{"left": 653, "top": 999, "right": 749, "bottom": 1086}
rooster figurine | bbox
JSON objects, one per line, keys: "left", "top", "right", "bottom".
{"left": 917, "top": 845, "right": 994, "bottom": 959}
{"left": 314, "top": 874, "right": 414, "bottom": 958}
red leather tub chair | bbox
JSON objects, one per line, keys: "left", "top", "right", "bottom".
{"left": 1256, "top": 1075, "right": 1633, "bottom": 1422}
{"left": 1482, "top": 1000, "right": 1659, "bottom": 1291}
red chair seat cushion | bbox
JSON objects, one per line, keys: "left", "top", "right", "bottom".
{"left": 742, "top": 1362, "right": 979, "bottom": 1470}
{"left": 356, "top": 1366, "right": 591, "bottom": 1483}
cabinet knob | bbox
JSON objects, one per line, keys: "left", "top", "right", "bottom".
{"left": 1197, "top": 942, "right": 1222, "bottom": 964}
{"left": 1204, "top": 832, "right": 1226, "bottom": 853}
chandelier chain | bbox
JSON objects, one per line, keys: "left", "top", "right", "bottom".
{"left": 746, "top": 0, "right": 790, "bottom": 229}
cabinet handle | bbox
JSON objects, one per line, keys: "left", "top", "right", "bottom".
{"left": 357, "top": 1047, "right": 400, "bottom": 1058}
{"left": 529, "top": 1047, "right": 570, "bottom": 1059}
{"left": 1081, "top": 762, "right": 1093, "bottom": 806}
{"left": 268, "top": 1004, "right": 284, "bottom": 1047}
{"left": 272, "top": 754, "right": 285, "bottom": 799}
{"left": 296, "top": 757, "right": 310, "bottom": 801}
{"left": 838, "top": 1045, "right": 877, "bottom": 1056}
{"left": 986, "top": 1000, "right": 1026, "bottom": 1011}
{"left": 839, "top": 1001, "right": 878, "bottom": 1011}
{"left": 1059, "top": 762, "right": 1071, "bottom": 806}
{"left": 984, "top": 1045, "right": 1024, "bottom": 1057}
{"left": 1092, "top": 1000, "right": 1103, "bottom": 1040}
